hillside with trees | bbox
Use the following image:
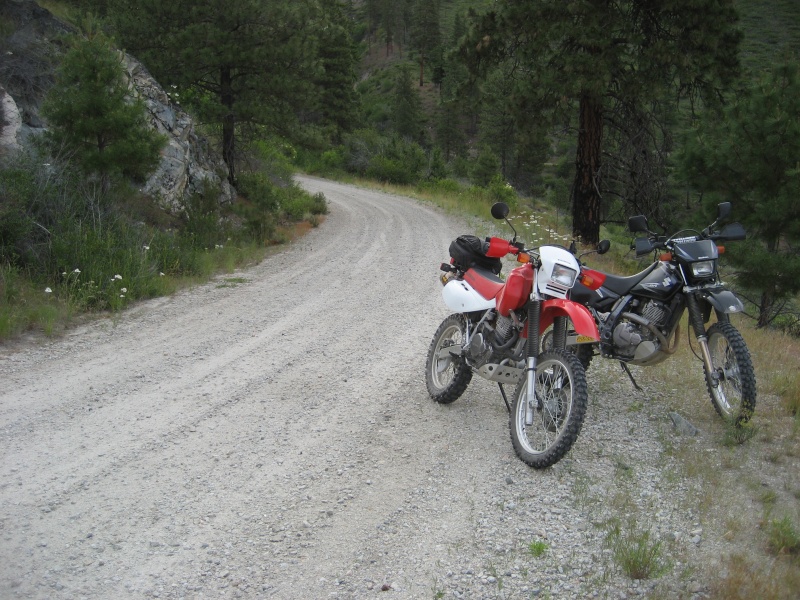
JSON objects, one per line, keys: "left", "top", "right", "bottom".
{"left": 1, "top": 0, "right": 799, "bottom": 332}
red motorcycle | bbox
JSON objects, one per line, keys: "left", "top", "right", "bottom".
{"left": 426, "top": 202, "right": 600, "bottom": 468}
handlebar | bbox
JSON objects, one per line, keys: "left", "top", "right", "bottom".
{"left": 632, "top": 223, "right": 746, "bottom": 257}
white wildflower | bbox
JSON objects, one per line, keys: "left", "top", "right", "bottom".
{"left": 73, "top": 268, "right": 81, "bottom": 274}
{"left": 114, "top": 274, "right": 123, "bottom": 280}
{"left": 121, "top": 288, "right": 127, "bottom": 293}
{"left": 44, "top": 287, "right": 52, "bottom": 293}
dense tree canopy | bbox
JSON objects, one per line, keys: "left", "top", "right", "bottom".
{"left": 681, "top": 61, "right": 800, "bottom": 326}
{"left": 459, "top": 0, "right": 742, "bottom": 245}
{"left": 111, "top": 0, "right": 347, "bottom": 184}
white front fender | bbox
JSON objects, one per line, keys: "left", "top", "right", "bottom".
{"left": 442, "top": 279, "right": 496, "bottom": 313}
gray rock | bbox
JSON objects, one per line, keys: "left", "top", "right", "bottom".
{"left": 0, "top": 0, "right": 234, "bottom": 213}
{"left": 669, "top": 412, "right": 699, "bottom": 436}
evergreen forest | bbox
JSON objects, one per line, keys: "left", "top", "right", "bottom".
{"left": 1, "top": 0, "right": 800, "bottom": 334}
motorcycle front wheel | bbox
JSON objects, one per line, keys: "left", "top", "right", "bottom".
{"left": 705, "top": 321, "right": 757, "bottom": 424}
{"left": 540, "top": 325, "right": 594, "bottom": 371}
{"left": 425, "top": 314, "right": 473, "bottom": 404}
{"left": 510, "top": 350, "right": 588, "bottom": 469}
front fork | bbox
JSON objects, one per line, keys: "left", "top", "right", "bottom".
{"left": 525, "top": 297, "right": 542, "bottom": 424}
{"left": 686, "top": 293, "right": 719, "bottom": 389}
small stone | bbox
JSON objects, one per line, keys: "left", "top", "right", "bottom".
{"left": 669, "top": 412, "right": 699, "bottom": 436}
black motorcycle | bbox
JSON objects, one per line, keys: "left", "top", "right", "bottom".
{"left": 561, "top": 202, "right": 756, "bottom": 424}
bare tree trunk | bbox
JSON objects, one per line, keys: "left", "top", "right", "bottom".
{"left": 220, "top": 66, "right": 236, "bottom": 185}
{"left": 757, "top": 289, "right": 775, "bottom": 328}
{"left": 571, "top": 93, "right": 603, "bottom": 246}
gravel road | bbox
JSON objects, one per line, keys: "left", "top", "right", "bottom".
{"left": 1, "top": 176, "right": 730, "bottom": 599}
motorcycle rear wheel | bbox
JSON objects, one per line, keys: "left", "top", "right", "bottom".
{"left": 425, "top": 314, "right": 473, "bottom": 404}
{"left": 510, "top": 350, "right": 588, "bottom": 468}
{"left": 705, "top": 322, "right": 756, "bottom": 424}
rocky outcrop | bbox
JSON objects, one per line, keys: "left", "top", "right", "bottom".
{"left": 122, "top": 56, "right": 235, "bottom": 211}
{"left": 0, "top": 86, "right": 22, "bottom": 155}
{"left": 0, "top": 0, "right": 235, "bottom": 212}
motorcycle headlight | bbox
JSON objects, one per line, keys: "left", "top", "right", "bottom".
{"left": 691, "top": 260, "right": 716, "bottom": 278}
{"left": 551, "top": 264, "right": 578, "bottom": 288}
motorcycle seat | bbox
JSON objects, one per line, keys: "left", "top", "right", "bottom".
{"left": 463, "top": 266, "right": 505, "bottom": 300}
{"left": 600, "top": 262, "right": 660, "bottom": 296}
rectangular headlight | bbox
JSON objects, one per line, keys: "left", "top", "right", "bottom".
{"left": 551, "top": 264, "right": 578, "bottom": 287}
{"left": 691, "top": 260, "right": 716, "bottom": 278}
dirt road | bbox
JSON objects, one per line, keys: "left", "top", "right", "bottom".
{"left": 1, "top": 177, "right": 721, "bottom": 599}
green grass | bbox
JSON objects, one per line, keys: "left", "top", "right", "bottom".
{"left": 735, "top": 0, "right": 800, "bottom": 73}
{"left": 768, "top": 516, "right": 800, "bottom": 557}
{"left": 606, "top": 522, "right": 670, "bottom": 580}
{"left": 527, "top": 539, "right": 549, "bottom": 558}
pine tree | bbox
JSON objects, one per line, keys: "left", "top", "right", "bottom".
{"left": 459, "top": 0, "right": 741, "bottom": 245}
{"left": 112, "top": 0, "right": 320, "bottom": 185}
{"left": 410, "top": 0, "right": 441, "bottom": 86}
{"left": 41, "top": 30, "right": 165, "bottom": 190}
{"left": 315, "top": 0, "right": 361, "bottom": 144}
{"left": 391, "top": 66, "right": 423, "bottom": 142}
{"left": 681, "top": 61, "right": 800, "bottom": 327}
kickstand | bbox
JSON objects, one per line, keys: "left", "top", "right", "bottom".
{"left": 498, "top": 383, "right": 511, "bottom": 413}
{"left": 619, "top": 361, "right": 643, "bottom": 391}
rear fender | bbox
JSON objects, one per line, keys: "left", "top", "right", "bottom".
{"left": 538, "top": 299, "right": 599, "bottom": 342}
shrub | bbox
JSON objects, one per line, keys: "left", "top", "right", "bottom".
{"left": 768, "top": 516, "right": 800, "bottom": 556}
{"left": 180, "top": 180, "right": 226, "bottom": 250}
{"left": 41, "top": 30, "right": 165, "bottom": 186}
{"left": 280, "top": 188, "right": 328, "bottom": 221}
{"left": 471, "top": 146, "right": 501, "bottom": 187}
{"left": 367, "top": 155, "right": 415, "bottom": 185}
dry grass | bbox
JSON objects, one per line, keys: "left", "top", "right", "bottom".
{"left": 710, "top": 553, "right": 800, "bottom": 600}
{"left": 640, "top": 313, "right": 800, "bottom": 598}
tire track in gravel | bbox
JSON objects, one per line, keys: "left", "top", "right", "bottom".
{"left": 0, "top": 176, "right": 471, "bottom": 599}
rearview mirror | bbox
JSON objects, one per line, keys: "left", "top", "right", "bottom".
{"left": 491, "top": 202, "right": 509, "bottom": 220}
{"left": 628, "top": 215, "right": 649, "bottom": 233}
{"left": 717, "top": 202, "right": 732, "bottom": 221}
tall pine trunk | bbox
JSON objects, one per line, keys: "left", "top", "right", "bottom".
{"left": 571, "top": 93, "right": 603, "bottom": 246}
{"left": 221, "top": 66, "right": 236, "bottom": 185}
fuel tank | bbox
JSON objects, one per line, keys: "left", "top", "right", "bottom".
{"left": 496, "top": 265, "right": 533, "bottom": 316}
{"left": 631, "top": 261, "right": 681, "bottom": 300}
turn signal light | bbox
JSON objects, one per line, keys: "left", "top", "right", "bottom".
{"left": 717, "top": 245, "right": 725, "bottom": 254}
{"left": 578, "top": 269, "right": 605, "bottom": 290}
{"left": 517, "top": 252, "right": 530, "bottom": 264}
{"left": 659, "top": 253, "right": 673, "bottom": 262}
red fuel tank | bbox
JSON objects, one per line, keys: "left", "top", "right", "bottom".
{"left": 496, "top": 265, "right": 533, "bottom": 316}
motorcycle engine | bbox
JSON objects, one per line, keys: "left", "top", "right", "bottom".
{"left": 466, "top": 313, "right": 518, "bottom": 368}
{"left": 612, "top": 299, "right": 671, "bottom": 361}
